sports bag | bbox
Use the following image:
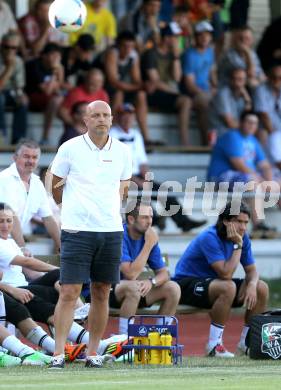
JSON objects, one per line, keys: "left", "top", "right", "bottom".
{"left": 248, "top": 310, "right": 281, "bottom": 359}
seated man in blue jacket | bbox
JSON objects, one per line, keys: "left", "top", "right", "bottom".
{"left": 109, "top": 199, "right": 181, "bottom": 334}
{"left": 173, "top": 201, "right": 268, "bottom": 357}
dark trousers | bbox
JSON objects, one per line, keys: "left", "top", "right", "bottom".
{"left": 0, "top": 91, "right": 28, "bottom": 144}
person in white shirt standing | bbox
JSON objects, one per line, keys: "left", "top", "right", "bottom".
{"left": 0, "top": 139, "right": 60, "bottom": 254}
{"left": 50, "top": 100, "right": 132, "bottom": 369}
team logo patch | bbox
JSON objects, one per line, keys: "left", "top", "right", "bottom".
{"left": 261, "top": 322, "right": 281, "bottom": 359}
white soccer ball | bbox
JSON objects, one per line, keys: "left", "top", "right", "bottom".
{"left": 48, "top": 0, "right": 87, "bottom": 33}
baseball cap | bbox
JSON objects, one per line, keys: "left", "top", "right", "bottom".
{"left": 77, "top": 34, "right": 95, "bottom": 50}
{"left": 194, "top": 21, "right": 214, "bottom": 34}
{"left": 117, "top": 103, "right": 135, "bottom": 113}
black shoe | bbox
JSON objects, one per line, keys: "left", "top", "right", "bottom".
{"left": 251, "top": 223, "right": 277, "bottom": 239}
{"left": 180, "top": 219, "right": 207, "bottom": 232}
{"left": 152, "top": 215, "right": 166, "bottom": 231}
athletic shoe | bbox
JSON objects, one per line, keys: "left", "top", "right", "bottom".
{"left": 85, "top": 354, "right": 112, "bottom": 368}
{"left": 98, "top": 334, "right": 127, "bottom": 355}
{"left": 22, "top": 351, "right": 52, "bottom": 366}
{"left": 0, "top": 351, "right": 21, "bottom": 367}
{"left": 102, "top": 339, "right": 130, "bottom": 359}
{"left": 74, "top": 303, "right": 90, "bottom": 322}
{"left": 206, "top": 344, "right": 235, "bottom": 358}
{"left": 65, "top": 343, "right": 87, "bottom": 362}
{"left": 236, "top": 342, "right": 249, "bottom": 356}
{"left": 48, "top": 354, "right": 65, "bottom": 370}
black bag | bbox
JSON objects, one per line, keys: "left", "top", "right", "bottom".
{"left": 248, "top": 310, "right": 281, "bottom": 359}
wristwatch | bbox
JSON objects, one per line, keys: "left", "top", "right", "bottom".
{"left": 233, "top": 243, "right": 242, "bottom": 250}
{"left": 149, "top": 277, "right": 157, "bottom": 287}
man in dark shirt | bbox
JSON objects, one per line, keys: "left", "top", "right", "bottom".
{"left": 25, "top": 42, "right": 64, "bottom": 144}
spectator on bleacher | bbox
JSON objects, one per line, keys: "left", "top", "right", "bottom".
{"left": 104, "top": 31, "right": 154, "bottom": 145}
{"left": 69, "top": 0, "right": 117, "bottom": 53}
{"left": 25, "top": 43, "right": 64, "bottom": 145}
{"left": 173, "top": 201, "right": 269, "bottom": 357}
{"left": 207, "top": 110, "right": 278, "bottom": 237}
{"left": 58, "top": 68, "right": 109, "bottom": 129}
{"left": 61, "top": 34, "right": 97, "bottom": 87}
{"left": 119, "top": 0, "right": 162, "bottom": 52}
{"left": 254, "top": 63, "right": 281, "bottom": 171}
{"left": 58, "top": 101, "right": 87, "bottom": 146}
{"left": 257, "top": 16, "right": 281, "bottom": 72}
{"left": 209, "top": 67, "right": 252, "bottom": 136}
{"left": 141, "top": 24, "right": 192, "bottom": 145}
{"left": 0, "top": 139, "right": 61, "bottom": 254}
{"left": 110, "top": 103, "right": 207, "bottom": 231}
{"left": 172, "top": 5, "right": 193, "bottom": 52}
{"left": 182, "top": 20, "right": 216, "bottom": 145}
{"left": 218, "top": 26, "right": 265, "bottom": 87}
{"left": 0, "top": 31, "right": 28, "bottom": 144}
{"left": 109, "top": 200, "right": 181, "bottom": 334}
{"left": 18, "top": 0, "right": 68, "bottom": 59}
{"left": 0, "top": 0, "right": 18, "bottom": 43}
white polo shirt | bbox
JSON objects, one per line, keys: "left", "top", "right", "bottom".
{"left": 51, "top": 133, "right": 132, "bottom": 232}
{"left": 0, "top": 163, "right": 52, "bottom": 233}
{"left": 0, "top": 238, "right": 27, "bottom": 287}
{"left": 110, "top": 126, "right": 148, "bottom": 175}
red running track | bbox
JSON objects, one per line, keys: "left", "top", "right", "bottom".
{"left": 105, "top": 313, "right": 244, "bottom": 356}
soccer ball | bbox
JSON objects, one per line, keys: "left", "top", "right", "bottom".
{"left": 48, "top": 0, "right": 87, "bottom": 33}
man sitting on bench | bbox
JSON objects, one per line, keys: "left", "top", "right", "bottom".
{"left": 173, "top": 201, "right": 269, "bottom": 358}
{"left": 109, "top": 199, "right": 181, "bottom": 334}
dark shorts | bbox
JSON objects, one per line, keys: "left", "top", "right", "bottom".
{"left": 60, "top": 230, "right": 123, "bottom": 285}
{"left": 29, "top": 269, "right": 60, "bottom": 287}
{"left": 147, "top": 90, "right": 179, "bottom": 112}
{"left": 3, "top": 285, "right": 58, "bottom": 326}
{"left": 109, "top": 284, "right": 148, "bottom": 309}
{"left": 177, "top": 277, "right": 244, "bottom": 309}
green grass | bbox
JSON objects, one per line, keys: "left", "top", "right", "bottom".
{"left": 266, "top": 278, "right": 281, "bottom": 308}
{"left": 0, "top": 357, "right": 280, "bottom": 390}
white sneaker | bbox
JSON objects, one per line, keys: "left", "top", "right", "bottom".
{"left": 236, "top": 342, "right": 249, "bottom": 356}
{"left": 206, "top": 343, "right": 235, "bottom": 358}
{"left": 74, "top": 303, "right": 90, "bottom": 321}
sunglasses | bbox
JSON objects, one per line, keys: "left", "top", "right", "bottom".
{"left": 2, "top": 44, "right": 18, "bottom": 50}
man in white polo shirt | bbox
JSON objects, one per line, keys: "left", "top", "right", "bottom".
{"left": 50, "top": 100, "right": 132, "bottom": 369}
{"left": 0, "top": 139, "right": 61, "bottom": 253}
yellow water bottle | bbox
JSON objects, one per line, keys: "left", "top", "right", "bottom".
{"left": 147, "top": 329, "right": 161, "bottom": 364}
{"left": 133, "top": 337, "right": 147, "bottom": 364}
{"left": 160, "top": 332, "right": 173, "bottom": 365}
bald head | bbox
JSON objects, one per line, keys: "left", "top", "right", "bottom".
{"left": 83, "top": 100, "right": 113, "bottom": 139}
{"left": 86, "top": 100, "right": 111, "bottom": 115}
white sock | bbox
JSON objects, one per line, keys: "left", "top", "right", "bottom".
{"left": 26, "top": 326, "right": 55, "bottom": 353}
{"left": 119, "top": 317, "right": 128, "bottom": 334}
{"left": 2, "top": 335, "right": 34, "bottom": 358}
{"left": 208, "top": 322, "right": 225, "bottom": 349}
{"left": 68, "top": 322, "right": 89, "bottom": 345}
{"left": 0, "top": 292, "right": 6, "bottom": 326}
{"left": 239, "top": 325, "right": 250, "bottom": 346}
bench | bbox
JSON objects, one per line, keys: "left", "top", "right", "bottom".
{"left": 37, "top": 254, "right": 205, "bottom": 317}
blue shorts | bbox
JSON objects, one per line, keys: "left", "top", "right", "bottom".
{"left": 216, "top": 170, "right": 252, "bottom": 192}
{"left": 60, "top": 230, "right": 123, "bottom": 285}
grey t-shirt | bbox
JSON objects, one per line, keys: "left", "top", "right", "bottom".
{"left": 209, "top": 86, "right": 247, "bottom": 135}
